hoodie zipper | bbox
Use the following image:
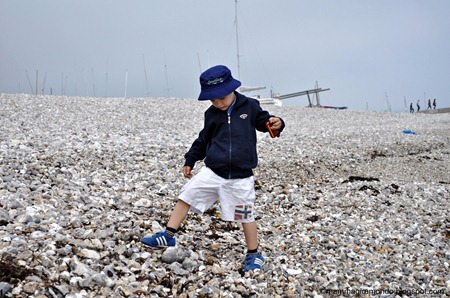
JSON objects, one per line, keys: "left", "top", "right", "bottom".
{"left": 227, "top": 108, "right": 232, "bottom": 179}
{"left": 227, "top": 98, "right": 236, "bottom": 179}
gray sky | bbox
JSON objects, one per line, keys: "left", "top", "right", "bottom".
{"left": 1, "top": 0, "right": 450, "bottom": 111}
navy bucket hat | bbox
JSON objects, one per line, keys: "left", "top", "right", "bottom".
{"left": 198, "top": 65, "right": 241, "bottom": 100}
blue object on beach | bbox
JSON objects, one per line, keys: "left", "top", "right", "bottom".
{"left": 403, "top": 129, "right": 416, "bottom": 135}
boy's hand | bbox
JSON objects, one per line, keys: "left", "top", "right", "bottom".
{"left": 183, "top": 166, "right": 193, "bottom": 179}
{"left": 268, "top": 117, "right": 282, "bottom": 130}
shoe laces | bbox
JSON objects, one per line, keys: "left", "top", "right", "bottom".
{"left": 245, "top": 254, "right": 257, "bottom": 265}
{"left": 154, "top": 231, "right": 165, "bottom": 238}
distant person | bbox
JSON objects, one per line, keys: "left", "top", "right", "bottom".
{"left": 416, "top": 100, "right": 420, "bottom": 112}
{"left": 410, "top": 103, "right": 414, "bottom": 113}
{"left": 433, "top": 98, "right": 437, "bottom": 109}
{"left": 427, "top": 99, "right": 432, "bottom": 110}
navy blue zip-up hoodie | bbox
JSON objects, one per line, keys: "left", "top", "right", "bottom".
{"left": 184, "top": 92, "right": 285, "bottom": 179}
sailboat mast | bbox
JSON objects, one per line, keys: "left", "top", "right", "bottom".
{"left": 235, "top": 0, "right": 241, "bottom": 80}
{"left": 25, "top": 70, "right": 34, "bottom": 95}
{"left": 143, "top": 54, "right": 150, "bottom": 97}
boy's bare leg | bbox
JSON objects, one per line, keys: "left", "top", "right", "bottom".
{"left": 167, "top": 199, "right": 190, "bottom": 229}
{"left": 242, "top": 222, "right": 258, "bottom": 250}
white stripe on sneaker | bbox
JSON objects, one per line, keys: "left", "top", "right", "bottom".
{"left": 255, "top": 259, "right": 264, "bottom": 266}
{"left": 157, "top": 236, "right": 167, "bottom": 247}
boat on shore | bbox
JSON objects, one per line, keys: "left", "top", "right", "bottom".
{"left": 234, "top": 1, "right": 344, "bottom": 109}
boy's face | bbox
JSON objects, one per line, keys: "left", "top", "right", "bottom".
{"left": 210, "top": 92, "right": 235, "bottom": 111}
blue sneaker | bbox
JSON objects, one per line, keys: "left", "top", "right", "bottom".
{"left": 244, "top": 252, "right": 265, "bottom": 272}
{"left": 140, "top": 231, "right": 176, "bottom": 249}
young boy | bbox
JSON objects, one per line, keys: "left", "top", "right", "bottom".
{"left": 141, "top": 65, "right": 285, "bottom": 272}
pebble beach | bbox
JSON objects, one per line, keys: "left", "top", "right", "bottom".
{"left": 0, "top": 93, "right": 449, "bottom": 297}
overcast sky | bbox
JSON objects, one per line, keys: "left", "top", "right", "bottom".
{"left": 1, "top": 0, "right": 450, "bottom": 111}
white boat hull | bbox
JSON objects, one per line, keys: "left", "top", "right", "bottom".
{"left": 254, "top": 97, "right": 282, "bottom": 106}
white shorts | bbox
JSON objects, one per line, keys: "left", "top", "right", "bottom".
{"left": 179, "top": 167, "right": 256, "bottom": 223}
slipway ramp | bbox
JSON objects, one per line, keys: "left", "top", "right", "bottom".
{"left": 418, "top": 107, "right": 450, "bottom": 114}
